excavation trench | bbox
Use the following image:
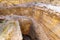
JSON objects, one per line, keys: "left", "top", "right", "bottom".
{"left": 0, "top": 15, "right": 49, "bottom": 40}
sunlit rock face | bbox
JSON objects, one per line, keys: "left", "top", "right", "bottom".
{"left": 0, "top": 20, "right": 23, "bottom": 40}
{"left": 39, "top": 13, "right": 60, "bottom": 40}
{"left": 0, "top": 2, "right": 60, "bottom": 40}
